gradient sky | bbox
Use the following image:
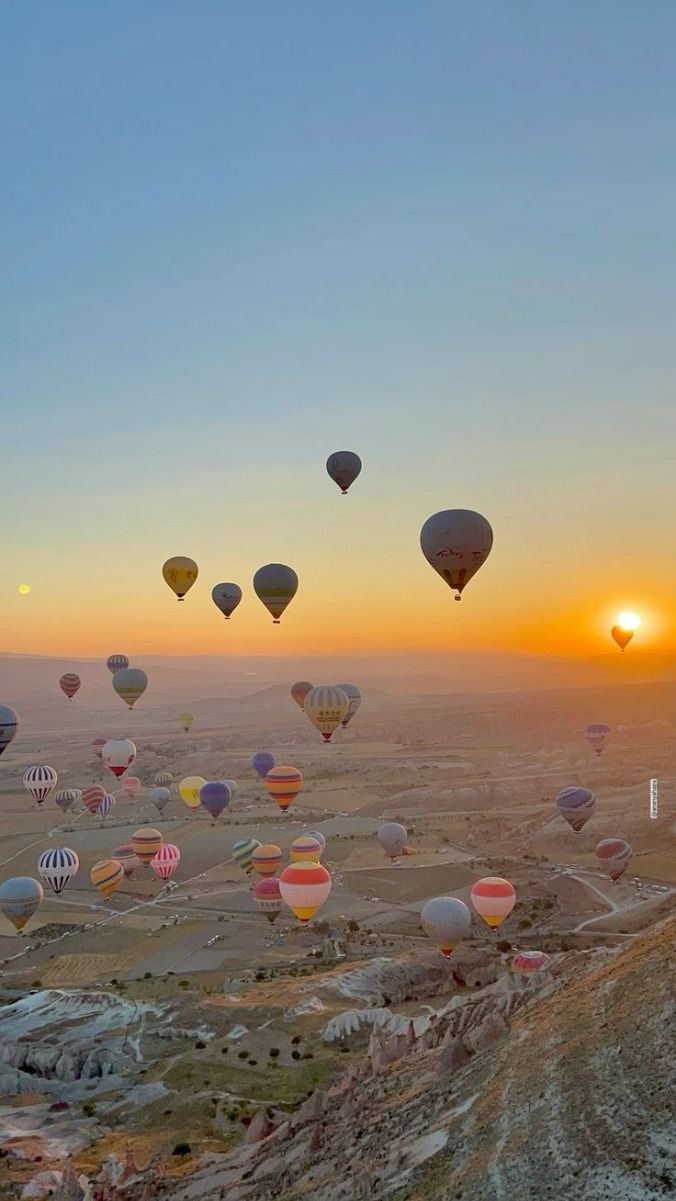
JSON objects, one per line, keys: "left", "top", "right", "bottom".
{"left": 3, "top": 2, "right": 675, "bottom": 659}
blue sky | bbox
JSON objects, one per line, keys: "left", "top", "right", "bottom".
{"left": 2, "top": 2, "right": 676, "bottom": 655}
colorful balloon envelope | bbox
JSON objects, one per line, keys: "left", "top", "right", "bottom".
{"left": 131, "top": 827, "right": 163, "bottom": 865}
{"left": 303, "top": 686, "right": 349, "bottom": 743}
{"left": 596, "top": 837, "right": 632, "bottom": 880}
{"left": 252, "top": 751, "right": 275, "bottom": 779}
{"left": 179, "top": 775, "right": 207, "bottom": 810}
{"left": 511, "top": 950, "right": 552, "bottom": 974}
{"left": 97, "top": 793, "right": 115, "bottom": 818}
{"left": 420, "top": 509, "right": 493, "bottom": 601}
{"left": 23, "top": 765, "right": 58, "bottom": 805}
{"left": 106, "top": 654, "right": 129, "bottom": 674}
{"left": 421, "top": 896, "right": 471, "bottom": 957}
{"left": 200, "top": 781, "right": 231, "bottom": 821}
{"left": 112, "top": 668, "right": 148, "bottom": 709}
{"left": 178, "top": 712, "right": 194, "bottom": 733}
{"left": 162, "top": 556, "right": 199, "bottom": 601}
{"left": 326, "top": 451, "right": 362, "bottom": 495}
{"left": 59, "top": 673, "right": 81, "bottom": 700}
{"left": 38, "top": 848, "right": 79, "bottom": 895}
{"left": 264, "top": 766, "right": 303, "bottom": 812}
{"left": 90, "top": 859, "right": 125, "bottom": 898}
{"left": 151, "top": 843, "right": 181, "bottom": 881}
{"left": 0, "top": 877, "right": 43, "bottom": 932}
{"left": 378, "top": 822, "right": 407, "bottom": 860}
{"left": 155, "top": 771, "right": 173, "bottom": 786}
{"left": 114, "top": 845, "right": 141, "bottom": 877}
{"left": 0, "top": 705, "right": 20, "bottom": 757}
{"left": 290, "top": 835, "right": 322, "bottom": 863}
{"left": 335, "top": 683, "right": 361, "bottom": 728}
{"left": 222, "top": 778, "right": 238, "bottom": 797}
{"left": 279, "top": 861, "right": 332, "bottom": 922}
{"left": 302, "top": 830, "right": 326, "bottom": 854}
{"left": 556, "top": 786, "right": 596, "bottom": 832}
{"left": 54, "top": 788, "right": 80, "bottom": 814}
{"left": 212, "top": 582, "right": 242, "bottom": 620}
{"left": 611, "top": 625, "right": 633, "bottom": 651}
{"left": 122, "top": 775, "right": 141, "bottom": 799}
{"left": 82, "top": 785, "right": 107, "bottom": 814}
{"left": 232, "top": 838, "right": 261, "bottom": 874}
{"left": 102, "top": 738, "right": 137, "bottom": 778}
{"left": 150, "top": 786, "right": 172, "bottom": 813}
{"left": 291, "top": 681, "right": 313, "bottom": 710}
{"left": 584, "top": 723, "right": 611, "bottom": 756}
{"left": 92, "top": 737, "right": 107, "bottom": 760}
{"left": 470, "top": 877, "right": 516, "bottom": 928}
{"left": 251, "top": 844, "right": 283, "bottom": 877}
{"left": 253, "top": 563, "right": 298, "bottom": 624}
{"left": 253, "top": 877, "right": 283, "bottom": 923}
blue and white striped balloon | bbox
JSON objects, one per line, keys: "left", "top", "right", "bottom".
{"left": 23, "top": 765, "right": 58, "bottom": 805}
{"left": 37, "top": 847, "right": 79, "bottom": 895}
{"left": 97, "top": 793, "right": 115, "bottom": 818}
{"left": 0, "top": 705, "right": 20, "bottom": 757}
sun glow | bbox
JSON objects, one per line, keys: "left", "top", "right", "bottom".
{"left": 616, "top": 611, "right": 641, "bottom": 631}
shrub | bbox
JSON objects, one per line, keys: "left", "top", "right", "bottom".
{"left": 518, "top": 918, "right": 532, "bottom": 930}
{"left": 172, "top": 1143, "right": 191, "bottom": 1157}
{"left": 496, "top": 940, "right": 511, "bottom": 953}
{"left": 82, "top": 1102, "right": 96, "bottom": 1117}
{"left": 248, "top": 1059, "right": 257, "bottom": 1066}
{"left": 179, "top": 980, "right": 191, "bottom": 989}
{"left": 291, "top": 1050, "right": 301, "bottom": 1060}
{"left": 291, "top": 1035, "right": 302, "bottom": 1045}
{"left": 144, "top": 972, "right": 152, "bottom": 979}
{"left": 302, "top": 1052, "right": 314, "bottom": 1060}
{"left": 269, "top": 1048, "right": 280, "bottom": 1058}
{"left": 195, "top": 1040, "right": 207, "bottom": 1050}
{"left": 238, "top": 1050, "right": 248, "bottom": 1059}
{"left": 221, "top": 1046, "right": 228, "bottom": 1054}
{"left": 31, "top": 981, "right": 42, "bottom": 988}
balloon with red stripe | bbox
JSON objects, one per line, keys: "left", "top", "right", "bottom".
{"left": 595, "top": 838, "right": 632, "bottom": 881}
{"left": 470, "top": 877, "right": 516, "bottom": 928}
{"left": 59, "top": 673, "right": 81, "bottom": 700}
{"left": 278, "top": 861, "right": 332, "bottom": 923}
{"left": 253, "top": 877, "right": 283, "bottom": 923}
{"left": 122, "top": 776, "right": 141, "bottom": 800}
{"left": 511, "top": 950, "right": 551, "bottom": 974}
{"left": 251, "top": 844, "right": 282, "bottom": 877}
{"left": 151, "top": 844, "right": 181, "bottom": 881}
{"left": 82, "top": 785, "right": 106, "bottom": 815}
{"left": 264, "top": 766, "right": 303, "bottom": 812}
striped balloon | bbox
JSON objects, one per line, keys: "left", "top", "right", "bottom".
{"left": 470, "top": 877, "right": 516, "bottom": 928}
{"left": 82, "top": 785, "right": 106, "bottom": 815}
{"left": 556, "top": 787, "right": 596, "bottom": 832}
{"left": 0, "top": 705, "right": 20, "bottom": 757}
{"left": 106, "top": 654, "right": 129, "bottom": 675}
{"left": 114, "top": 845, "right": 141, "bottom": 877}
{"left": 290, "top": 835, "right": 322, "bottom": 864}
{"left": 511, "top": 950, "right": 552, "bottom": 974}
{"left": 335, "top": 683, "right": 361, "bottom": 728}
{"left": 38, "top": 848, "right": 79, "bottom": 895}
{"left": 303, "top": 686, "right": 349, "bottom": 743}
{"left": 252, "top": 563, "right": 298, "bottom": 624}
{"left": 112, "top": 668, "right": 148, "bottom": 710}
{"left": 23, "top": 766, "right": 58, "bottom": 805}
{"left": 264, "top": 766, "right": 303, "bottom": 812}
{"left": 59, "top": 673, "right": 81, "bottom": 700}
{"left": 232, "top": 838, "right": 260, "bottom": 874}
{"left": 97, "top": 793, "right": 115, "bottom": 818}
{"left": 122, "top": 776, "right": 141, "bottom": 799}
{"left": 251, "top": 844, "right": 283, "bottom": 877}
{"left": 596, "top": 837, "right": 632, "bottom": 881}
{"left": 151, "top": 843, "right": 181, "bottom": 881}
{"left": 278, "top": 862, "right": 332, "bottom": 923}
{"left": 90, "top": 859, "right": 124, "bottom": 898}
{"left": 253, "top": 877, "right": 283, "bottom": 923}
{"left": 131, "top": 827, "right": 163, "bottom": 865}
{"left": 155, "top": 771, "right": 173, "bottom": 787}
{"left": 584, "top": 723, "right": 611, "bottom": 757}
{"left": 54, "top": 789, "right": 80, "bottom": 814}
{"left": 303, "top": 830, "right": 326, "bottom": 854}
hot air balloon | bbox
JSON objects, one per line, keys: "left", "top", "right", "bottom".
{"left": 150, "top": 786, "right": 172, "bottom": 813}
{"left": 0, "top": 706, "right": 19, "bottom": 757}
{"left": 155, "top": 770, "right": 173, "bottom": 787}
{"left": 421, "top": 897, "right": 471, "bottom": 957}
{"left": 556, "top": 786, "right": 596, "bottom": 832}
{"left": 82, "top": 785, "right": 106, "bottom": 814}
{"left": 162, "top": 556, "right": 199, "bottom": 601}
{"left": 151, "top": 844, "right": 181, "bottom": 881}
{"left": 59, "top": 673, "right": 81, "bottom": 700}
{"left": 107, "top": 654, "right": 129, "bottom": 674}
{"left": 584, "top": 723, "right": 611, "bottom": 756}
{"left": 222, "top": 778, "right": 238, "bottom": 798}
{"left": 102, "top": 739, "right": 137, "bottom": 778}
{"left": 326, "top": 451, "right": 362, "bottom": 495}
{"left": 212, "top": 583, "right": 242, "bottom": 620}
{"left": 200, "top": 781, "right": 231, "bottom": 821}
{"left": 178, "top": 712, "right": 194, "bottom": 734}
{"left": 335, "top": 683, "right": 361, "bottom": 728}
{"left": 290, "top": 835, "right": 322, "bottom": 863}
{"left": 0, "top": 877, "right": 43, "bottom": 932}
{"left": 303, "top": 830, "right": 327, "bottom": 854}
{"left": 114, "top": 845, "right": 141, "bottom": 877}
{"left": 596, "top": 837, "right": 632, "bottom": 880}
{"left": 378, "top": 822, "right": 408, "bottom": 861}
{"left": 90, "top": 859, "right": 124, "bottom": 898}
{"left": 122, "top": 775, "right": 141, "bottom": 800}
{"left": 92, "top": 737, "right": 107, "bottom": 760}
{"left": 54, "top": 788, "right": 80, "bottom": 814}
{"left": 179, "top": 776, "right": 206, "bottom": 810}
{"left": 420, "top": 510, "right": 493, "bottom": 601}
{"left": 253, "top": 564, "right": 298, "bottom": 623}
{"left": 97, "top": 793, "right": 115, "bottom": 819}
{"left": 112, "top": 668, "right": 147, "bottom": 710}
{"left": 253, "top": 877, "right": 283, "bottom": 923}
{"left": 37, "top": 848, "right": 79, "bottom": 895}
{"left": 291, "top": 681, "right": 313, "bottom": 710}
{"left": 264, "top": 766, "right": 303, "bottom": 812}
{"left": 232, "top": 838, "right": 260, "bottom": 874}
{"left": 470, "top": 877, "right": 516, "bottom": 928}
{"left": 131, "top": 827, "right": 163, "bottom": 865}
{"left": 23, "top": 766, "right": 58, "bottom": 805}
{"left": 303, "top": 686, "right": 349, "bottom": 743}
{"left": 251, "top": 844, "right": 283, "bottom": 877}
{"left": 511, "top": 950, "right": 552, "bottom": 974}
{"left": 611, "top": 625, "right": 633, "bottom": 651}
{"left": 279, "top": 862, "right": 332, "bottom": 922}
{"left": 252, "top": 751, "right": 275, "bottom": 779}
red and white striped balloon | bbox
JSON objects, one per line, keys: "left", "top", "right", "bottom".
{"left": 122, "top": 776, "right": 141, "bottom": 800}
{"left": 82, "top": 785, "right": 106, "bottom": 815}
{"left": 151, "top": 843, "right": 181, "bottom": 881}
{"left": 59, "top": 673, "right": 81, "bottom": 700}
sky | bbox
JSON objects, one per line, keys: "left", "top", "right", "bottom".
{"left": 2, "top": 1, "right": 675, "bottom": 660}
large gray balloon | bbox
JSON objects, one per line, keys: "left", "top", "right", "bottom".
{"left": 326, "top": 451, "right": 362, "bottom": 495}
{"left": 378, "top": 821, "right": 407, "bottom": 859}
{"left": 420, "top": 510, "right": 493, "bottom": 601}
{"left": 421, "top": 896, "right": 471, "bottom": 956}
{"left": 212, "top": 583, "right": 243, "bottom": 620}
{"left": 0, "top": 705, "right": 19, "bottom": 756}
{"left": 253, "top": 564, "right": 298, "bottom": 623}
{"left": 0, "top": 877, "right": 44, "bottom": 932}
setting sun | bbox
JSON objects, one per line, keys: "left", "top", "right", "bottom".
{"left": 616, "top": 611, "right": 642, "bottom": 631}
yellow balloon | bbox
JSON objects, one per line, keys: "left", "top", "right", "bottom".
{"left": 162, "top": 556, "right": 199, "bottom": 602}
{"left": 179, "top": 775, "right": 206, "bottom": 809}
{"left": 18, "top": 584, "right": 31, "bottom": 595}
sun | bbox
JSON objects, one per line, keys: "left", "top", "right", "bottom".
{"left": 616, "top": 610, "right": 641, "bottom": 631}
